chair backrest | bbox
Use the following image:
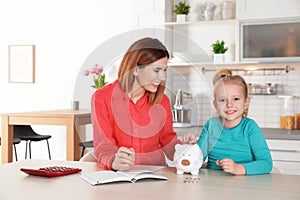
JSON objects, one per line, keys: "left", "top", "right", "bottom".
{"left": 14, "top": 125, "right": 37, "bottom": 137}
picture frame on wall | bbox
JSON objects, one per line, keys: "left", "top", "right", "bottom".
{"left": 8, "top": 44, "right": 35, "bottom": 83}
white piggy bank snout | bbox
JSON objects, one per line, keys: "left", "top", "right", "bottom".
{"left": 174, "top": 144, "right": 203, "bottom": 175}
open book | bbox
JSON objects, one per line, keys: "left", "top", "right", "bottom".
{"left": 80, "top": 170, "right": 168, "bottom": 185}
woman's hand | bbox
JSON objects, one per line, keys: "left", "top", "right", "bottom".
{"left": 182, "top": 132, "right": 199, "bottom": 144}
{"left": 112, "top": 147, "right": 135, "bottom": 171}
{"left": 216, "top": 158, "right": 246, "bottom": 175}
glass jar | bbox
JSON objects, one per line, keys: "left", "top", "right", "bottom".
{"left": 296, "top": 113, "right": 300, "bottom": 130}
{"left": 280, "top": 96, "right": 295, "bottom": 130}
{"left": 295, "top": 97, "right": 300, "bottom": 130}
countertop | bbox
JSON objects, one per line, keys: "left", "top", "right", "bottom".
{"left": 262, "top": 128, "right": 300, "bottom": 140}
{"left": 174, "top": 126, "right": 300, "bottom": 140}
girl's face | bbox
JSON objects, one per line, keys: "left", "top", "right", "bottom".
{"left": 135, "top": 56, "right": 168, "bottom": 93}
{"left": 213, "top": 82, "right": 250, "bottom": 128}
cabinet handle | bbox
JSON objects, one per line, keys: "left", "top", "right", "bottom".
{"left": 270, "top": 149, "right": 299, "bottom": 153}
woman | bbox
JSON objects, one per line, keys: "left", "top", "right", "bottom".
{"left": 91, "top": 37, "right": 181, "bottom": 171}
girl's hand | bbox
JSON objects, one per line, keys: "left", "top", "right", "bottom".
{"left": 182, "top": 132, "right": 199, "bottom": 144}
{"left": 112, "top": 147, "right": 135, "bottom": 171}
{"left": 216, "top": 158, "right": 246, "bottom": 175}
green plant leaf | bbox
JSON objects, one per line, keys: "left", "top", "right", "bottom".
{"left": 174, "top": 1, "right": 190, "bottom": 14}
{"left": 91, "top": 73, "right": 108, "bottom": 89}
{"left": 211, "top": 40, "right": 228, "bottom": 54}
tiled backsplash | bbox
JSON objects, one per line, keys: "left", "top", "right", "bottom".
{"left": 167, "top": 66, "right": 300, "bottom": 128}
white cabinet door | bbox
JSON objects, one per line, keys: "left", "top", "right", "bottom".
{"left": 267, "top": 140, "right": 300, "bottom": 152}
{"left": 267, "top": 139, "right": 300, "bottom": 162}
{"left": 270, "top": 150, "right": 300, "bottom": 162}
{"left": 237, "top": 0, "right": 300, "bottom": 19}
{"left": 267, "top": 139, "right": 300, "bottom": 175}
{"left": 273, "top": 161, "right": 300, "bottom": 175}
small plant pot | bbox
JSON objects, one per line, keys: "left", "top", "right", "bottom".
{"left": 176, "top": 14, "right": 187, "bottom": 22}
{"left": 214, "top": 54, "right": 225, "bottom": 64}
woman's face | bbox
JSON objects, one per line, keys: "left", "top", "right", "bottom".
{"left": 213, "top": 82, "right": 250, "bottom": 128}
{"left": 135, "top": 56, "right": 168, "bottom": 93}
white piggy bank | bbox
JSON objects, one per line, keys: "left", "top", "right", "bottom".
{"left": 174, "top": 144, "right": 203, "bottom": 175}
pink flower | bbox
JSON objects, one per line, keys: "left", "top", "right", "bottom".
{"left": 83, "top": 63, "right": 107, "bottom": 89}
{"left": 83, "top": 64, "right": 104, "bottom": 75}
{"left": 95, "top": 66, "right": 103, "bottom": 74}
{"left": 83, "top": 70, "right": 90, "bottom": 76}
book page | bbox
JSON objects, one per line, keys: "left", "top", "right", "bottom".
{"left": 117, "top": 170, "right": 152, "bottom": 177}
{"left": 117, "top": 170, "right": 167, "bottom": 182}
{"left": 129, "top": 165, "right": 165, "bottom": 172}
{"left": 81, "top": 169, "right": 167, "bottom": 185}
{"left": 81, "top": 171, "right": 130, "bottom": 185}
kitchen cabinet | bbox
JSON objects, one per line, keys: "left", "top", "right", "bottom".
{"left": 237, "top": 0, "right": 300, "bottom": 19}
{"left": 237, "top": 17, "right": 300, "bottom": 63}
{"left": 266, "top": 139, "right": 300, "bottom": 175}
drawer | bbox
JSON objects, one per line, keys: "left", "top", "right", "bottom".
{"left": 266, "top": 139, "right": 300, "bottom": 151}
{"left": 270, "top": 151, "right": 300, "bottom": 162}
{"left": 273, "top": 161, "right": 300, "bottom": 175}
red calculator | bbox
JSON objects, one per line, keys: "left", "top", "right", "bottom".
{"left": 20, "top": 166, "right": 82, "bottom": 178}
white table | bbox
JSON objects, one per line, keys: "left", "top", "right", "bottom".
{"left": 0, "top": 160, "right": 299, "bottom": 200}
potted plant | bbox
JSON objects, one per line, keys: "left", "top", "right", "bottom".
{"left": 174, "top": 1, "right": 191, "bottom": 22}
{"left": 211, "top": 40, "right": 228, "bottom": 63}
{"left": 84, "top": 64, "right": 108, "bottom": 89}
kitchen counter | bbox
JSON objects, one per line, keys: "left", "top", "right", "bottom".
{"left": 174, "top": 126, "right": 300, "bottom": 140}
{"left": 262, "top": 128, "right": 300, "bottom": 140}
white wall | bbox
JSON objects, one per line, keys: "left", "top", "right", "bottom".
{"left": 0, "top": 0, "right": 165, "bottom": 161}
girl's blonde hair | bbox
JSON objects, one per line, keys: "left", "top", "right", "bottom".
{"left": 213, "top": 68, "right": 248, "bottom": 98}
{"left": 212, "top": 68, "right": 232, "bottom": 85}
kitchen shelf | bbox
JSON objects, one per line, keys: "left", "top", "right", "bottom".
{"left": 168, "top": 63, "right": 294, "bottom": 76}
{"left": 168, "top": 61, "right": 259, "bottom": 67}
{"left": 164, "top": 19, "right": 236, "bottom": 26}
{"left": 201, "top": 65, "right": 292, "bottom": 74}
{"left": 249, "top": 93, "right": 277, "bottom": 96}
{"left": 277, "top": 95, "right": 300, "bottom": 99}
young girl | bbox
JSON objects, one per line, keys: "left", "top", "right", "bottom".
{"left": 184, "top": 69, "right": 272, "bottom": 175}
